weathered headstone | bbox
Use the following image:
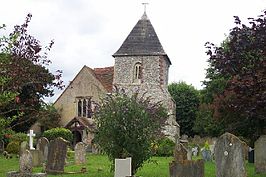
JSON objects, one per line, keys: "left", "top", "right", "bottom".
{"left": 30, "top": 149, "right": 43, "bottom": 167}
{"left": 27, "top": 130, "right": 36, "bottom": 150}
{"left": 0, "top": 140, "right": 4, "bottom": 153}
{"left": 169, "top": 159, "right": 204, "bottom": 177}
{"left": 36, "top": 137, "right": 49, "bottom": 162}
{"left": 248, "top": 147, "right": 254, "bottom": 163}
{"left": 201, "top": 149, "right": 211, "bottom": 161}
{"left": 187, "top": 148, "right": 192, "bottom": 160}
{"left": 255, "top": 135, "right": 266, "bottom": 173}
{"left": 46, "top": 137, "right": 68, "bottom": 174}
{"left": 174, "top": 143, "right": 187, "bottom": 163}
{"left": 20, "top": 141, "right": 29, "bottom": 155}
{"left": 192, "top": 147, "right": 199, "bottom": 156}
{"left": 20, "top": 150, "right": 33, "bottom": 173}
{"left": 114, "top": 157, "right": 132, "bottom": 177}
{"left": 74, "top": 142, "right": 87, "bottom": 164}
{"left": 214, "top": 132, "right": 247, "bottom": 177}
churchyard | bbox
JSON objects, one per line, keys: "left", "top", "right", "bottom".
{"left": 1, "top": 132, "right": 266, "bottom": 177}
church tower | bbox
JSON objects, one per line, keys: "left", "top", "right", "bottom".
{"left": 113, "top": 12, "right": 179, "bottom": 140}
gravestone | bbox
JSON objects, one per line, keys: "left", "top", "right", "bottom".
{"left": 36, "top": 137, "right": 49, "bottom": 162}
{"left": 0, "top": 140, "right": 4, "bottom": 153}
{"left": 27, "top": 130, "right": 36, "bottom": 150}
{"left": 30, "top": 149, "right": 42, "bottom": 167}
{"left": 201, "top": 149, "right": 211, "bottom": 161}
{"left": 174, "top": 143, "right": 187, "bottom": 163}
{"left": 46, "top": 137, "right": 68, "bottom": 174}
{"left": 114, "top": 157, "right": 132, "bottom": 177}
{"left": 192, "top": 146, "right": 199, "bottom": 156}
{"left": 169, "top": 159, "right": 204, "bottom": 177}
{"left": 248, "top": 147, "right": 254, "bottom": 163}
{"left": 75, "top": 142, "right": 87, "bottom": 164}
{"left": 255, "top": 135, "right": 266, "bottom": 173}
{"left": 20, "top": 141, "right": 29, "bottom": 156}
{"left": 20, "top": 150, "right": 33, "bottom": 173}
{"left": 214, "top": 132, "right": 247, "bottom": 177}
{"left": 187, "top": 148, "right": 192, "bottom": 160}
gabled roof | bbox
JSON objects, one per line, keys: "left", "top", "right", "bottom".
{"left": 54, "top": 65, "right": 114, "bottom": 104}
{"left": 65, "top": 117, "right": 96, "bottom": 132}
{"left": 113, "top": 12, "right": 168, "bottom": 58}
{"left": 93, "top": 66, "right": 114, "bottom": 92}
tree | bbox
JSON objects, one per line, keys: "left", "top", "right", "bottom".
{"left": 168, "top": 81, "right": 200, "bottom": 137}
{"left": 205, "top": 11, "right": 266, "bottom": 143}
{"left": 0, "top": 14, "right": 64, "bottom": 132}
{"left": 94, "top": 91, "right": 167, "bottom": 174}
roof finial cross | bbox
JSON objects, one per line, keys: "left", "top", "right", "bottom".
{"left": 142, "top": 2, "right": 149, "bottom": 13}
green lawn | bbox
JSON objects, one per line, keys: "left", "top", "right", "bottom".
{"left": 0, "top": 154, "right": 266, "bottom": 177}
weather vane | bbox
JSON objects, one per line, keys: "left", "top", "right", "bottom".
{"left": 142, "top": 2, "right": 149, "bottom": 13}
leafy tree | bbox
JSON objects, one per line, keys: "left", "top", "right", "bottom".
{"left": 94, "top": 92, "right": 167, "bottom": 174}
{"left": 205, "top": 11, "right": 266, "bottom": 143}
{"left": 36, "top": 103, "right": 61, "bottom": 131}
{"left": 0, "top": 14, "right": 64, "bottom": 132}
{"left": 168, "top": 81, "right": 200, "bottom": 137}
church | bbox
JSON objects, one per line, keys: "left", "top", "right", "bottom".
{"left": 53, "top": 12, "right": 179, "bottom": 146}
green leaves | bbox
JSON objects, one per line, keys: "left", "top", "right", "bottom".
{"left": 94, "top": 91, "right": 167, "bottom": 174}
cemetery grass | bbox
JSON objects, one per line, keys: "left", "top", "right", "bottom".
{"left": 1, "top": 154, "right": 266, "bottom": 177}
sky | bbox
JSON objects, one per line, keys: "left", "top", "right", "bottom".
{"left": 0, "top": 0, "right": 265, "bottom": 102}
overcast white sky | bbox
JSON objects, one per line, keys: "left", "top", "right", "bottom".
{"left": 0, "top": 0, "right": 265, "bottom": 102}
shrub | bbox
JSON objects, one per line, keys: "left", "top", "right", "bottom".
{"left": 6, "top": 141, "right": 20, "bottom": 154}
{"left": 0, "top": 129, "right": 15, "bottom": 146}
{"left": 155, "top": 137, "right": 175, "bottom": 156}
{"left": 10, "top": 132, "right": 28, "bottom": 143}
{"left": 43, "top": 127, "right": 73, "bottom": 142}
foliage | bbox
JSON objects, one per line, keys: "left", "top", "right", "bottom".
{"left": 10, "top": 132, "right": 28, "bottom": 143}
{"left": 0, "top": 14, "right": 64, "bottom": 132}
{"left": 205, "top": 11, "right": 266, "bottom": 143}
{"left": 37, "top": 103, "right": 61, "bottom": 131}
{"left": 155, "top": 137, "right": 175, "bottom": 156}
{"left": 94, "top": 91, "right": 168, "bottom": 174}
{"left": 43, "top": 127, "right": 73, "bottom": 142}
{"left": 0, "top": 129, "right": 15, "bottom": 146}
{"left": 6, "top": 141, "right": 20, "bottom": 154}
{"left": 168, "top": 81, "right": 200, "bottom": 137}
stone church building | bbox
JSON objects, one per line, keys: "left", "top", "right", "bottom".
{"left": 52, "top": 12, "right": 179, "bottom": 146}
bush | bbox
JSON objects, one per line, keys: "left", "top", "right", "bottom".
{"left": 10, "top": 132, "right": 28, "bottom": 143}
{"left": 6, "top": 141, "right": 20, "bottom": 154}
{"left": 43, "top": 127, "right": 73, "bottom": 142}
{"left": 155, "top": 137, "right": 175, "bottom": 156}
{"left": 0, "top": 129, "right": 15, "bottom": 146}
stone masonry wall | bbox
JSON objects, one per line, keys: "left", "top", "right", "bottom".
{"left": 114, "top": 56, "right": 179, "bottom": 140}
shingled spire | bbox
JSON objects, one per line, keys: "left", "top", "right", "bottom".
{"left": 113, "top": 12, "right": 169, "bottom": 62}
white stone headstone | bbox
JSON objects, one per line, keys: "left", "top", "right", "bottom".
{"left": 27, "top": 130, "right": 36, "bottom": 150}
{"left": 114, "top": 157, "right": 132, "bottom": 177}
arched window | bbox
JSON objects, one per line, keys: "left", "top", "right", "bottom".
{"left": 76, "top": 97, "right": 93, "bottom": 118}
{"left": 83, "top": 99, "right": 87, "bottom": 117}
{"left": 77, "top": 100, "right": 82, "bottom": 117}
{"left": 133, "top": 62, "right": 141, "bottom": 83}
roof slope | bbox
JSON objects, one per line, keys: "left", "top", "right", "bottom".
{"left": 93, "top": 66, "right": 114, "bottom": 92}
{"left": 113, "top": 13, "right": 167, "bottom": 57}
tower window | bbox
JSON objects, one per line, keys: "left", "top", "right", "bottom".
{"left": 133, "top": 62, "right": 142, "bottom": 83}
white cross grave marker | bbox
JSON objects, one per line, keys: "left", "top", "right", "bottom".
{"left": 27, "top": 130, "right": 36, "bottom": 150}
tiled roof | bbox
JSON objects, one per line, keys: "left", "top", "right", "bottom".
{"left": 93, "top": 66, "right": 114, "bottom": 92}
{"left": 113, "top": 12, "right": 167, "bottom": 57}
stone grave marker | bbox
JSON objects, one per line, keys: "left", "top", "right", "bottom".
{"left": 36, "top": 137, "right": 49, "bottom": 162}
{"left": 20, "top": 141, "right": 29, "bottom": 156}
{"left": 27, "top": 130, "right": 36, "bottom": 150}
{"left": 30, "top": 149, "right": 42, "bottom": 167}
{"left": 46, "top": 137, "right": 68, "bottom": 174}
{"left": 75, "top": 142, "right": 87, "bottom": 164}
{"left": 214, "top": 132, "right": 247, "bottom": 177}
{"left": 19, "top": 150, "right": 33, "bottom": 173}
{"left": 0, "top": 140, "right": 4, "bottom": 153}
{"left": 192, "top": 146, "right": 199, "bottom": 156}
{"left": 255, "top": 135, "right": 266, "bottom": 173}
{"left": 114, "top": 157, "right": 131, "bottom": 177}
{"left": 201, "top": 148, "right": 211, "bottom": 161}
{"left": 187, "top": 148, "right": 192, "bottom": 160}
